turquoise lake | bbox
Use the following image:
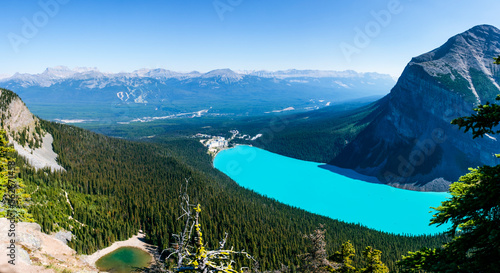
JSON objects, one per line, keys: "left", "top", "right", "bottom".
{"left": 214, "top": 145, "right": 451, "bottom": 235}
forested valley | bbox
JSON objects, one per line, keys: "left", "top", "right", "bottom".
{"left": 17, "top": 119, "right": 448, "bottom": 271}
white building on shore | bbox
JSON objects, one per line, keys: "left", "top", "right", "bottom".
{"left": 208, "top": 137, "right": 228, "bottom": 149}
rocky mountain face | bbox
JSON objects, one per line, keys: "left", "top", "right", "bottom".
{"left": 331, "top": 25, "right": 500, "bottom": 191}
{"left": 0, "top": 68, "right": 394, "bottom": 123}
{"left": 0, "top": 89, "right": 44, "bottom": 148}
{"left": 0, "top": 218, "right": 97, "bottom": 272}
{"left": 0, "top": 88, "right": 64, "bottom": 171}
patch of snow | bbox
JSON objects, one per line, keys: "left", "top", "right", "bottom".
{"left": 271, "top": 107, "right": 295, "bottom": 113}
{"left": 289, "top": 79, "right": 309, "bottom": 83}
{"left": 54, "top": 119, "right": 98, "bottom": 124}
{"left": 465, "top": 74, "right": 481, "bottom": 104}
{"left": 326, "top": 101, "right": 331, "bottom": 106}
{"left": 134, "top": 94, "right": 148, "bottom": 103}
{"left": 251, "top": 134, "right": 262, "bottom": 141}
{"left": 334, "top": 80, "right": 350, "bottom": 88}
{"left": 131, "top": 116, "right": 172, "bottom": 123}
{"left": 490, "top": 78, "right": 500, "bottom": 92}
{"left": 13, "top": 134, "right": 65, "bottom": 172}
{"left": 116, "top": 91, "right": 130, "bottom": 101}
{"left": 485, "top": 133, "right": 497, "bottom": 141}
{"left": 130, "top": 108, "right": 210, "bottom": 123}
{"left": 194, "top": 108, "right": 210, "bottom": 117}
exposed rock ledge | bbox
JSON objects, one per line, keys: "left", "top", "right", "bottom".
{"left": 388, "top": 178, "right": 452, "bottom": 192}
{"left": 0, "top": 218, "right": 97, "bottom": 273}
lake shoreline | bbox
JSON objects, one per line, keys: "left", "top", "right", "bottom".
{"left": 218, "top": 145, "right": 449, "bottom": 192}
{"left": 210, "top": 143, "right": 250, "bottom": 160}
{"left": 83, "top": 231, "right": 157, "bottom": 268}
{"left": 214, "top": 145, "right": 450, "bottom": 235}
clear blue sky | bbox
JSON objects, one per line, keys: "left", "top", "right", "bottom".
{"left": 2, "top": 0, "right": 499, "bottom": 78}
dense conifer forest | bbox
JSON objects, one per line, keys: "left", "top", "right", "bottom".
{"left": 16, "top": 119, "right": 448, "bottom": 271}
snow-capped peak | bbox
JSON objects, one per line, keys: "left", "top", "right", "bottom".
{"left": 131, "top": 68, "right": 190, "bottom": 79}
{"left": 42, "top": 66, "right": 77, "bottom": 78}
{"left": 201, "top": 69, "right": 243, "bottom": 82}
{"left": 73, "top": 66, "right": 100, "bottom": 73}
{"left": 42, "top": 66, "right": 100, "bottom": 77}
{"left": 203, "top": 69, "right": 241, "bottom": 78}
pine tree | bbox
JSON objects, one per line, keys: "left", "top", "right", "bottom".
{"left": 0, "top": 130, "right": 10, "bottom": 211}
{"left": 0, "top": 129, "right": 33, "bottom": 222}
{"left": 330, "top": 241, "right": 356, "bottom": 273}
{"left": 358, "top": 247, "right": 388, "bottom": 273}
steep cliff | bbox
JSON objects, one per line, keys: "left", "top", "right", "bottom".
{"left": 0, "top": 88, "right": 64, "bottom": 171}
{"left": 331, "top": 25, "right": 500, "bottom": 191}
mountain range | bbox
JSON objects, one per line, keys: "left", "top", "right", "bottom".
{"left": 228, "top": 25, "right": 500, "bottom": 191}
{"left": 3, "top": 67, "right": 393, "bottom": 87}
{"left": 0, "top": 67, "right": 395, "bottom": 123}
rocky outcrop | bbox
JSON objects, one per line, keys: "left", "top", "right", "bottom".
{"left": 0, "top": 218, "right": 97, "bottom": 273}
{"left": 0, "top": 88, "right": 44, "bottom": 147}
{"left": 0, "top": 88, "right": 64, "bottom": 172}
{"left": 54, "top": 230, "right": 74, "bottom": 245}
{"left": 331, "top": 25, "right": 500, "bottom": 191}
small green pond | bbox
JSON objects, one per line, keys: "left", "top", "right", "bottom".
{"left": 95, "top": 247, "right": 151, "bottom": 273}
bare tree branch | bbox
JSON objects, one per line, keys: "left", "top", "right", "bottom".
{"left": 160, "top": 178, "right": 258, "bottom": 273}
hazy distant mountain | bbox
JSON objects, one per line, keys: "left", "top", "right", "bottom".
{"left": 0, "top": 67, "right": 394, "bottom": 123}
{"left": 240, "top": 69, "right": 390, "bottom": 79}
{"left": 331, "top": 25, "right": 500, "bottom": 190}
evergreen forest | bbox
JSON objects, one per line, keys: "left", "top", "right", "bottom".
{"left": 16, "top": 118, "right": 449, "bottom": 271}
